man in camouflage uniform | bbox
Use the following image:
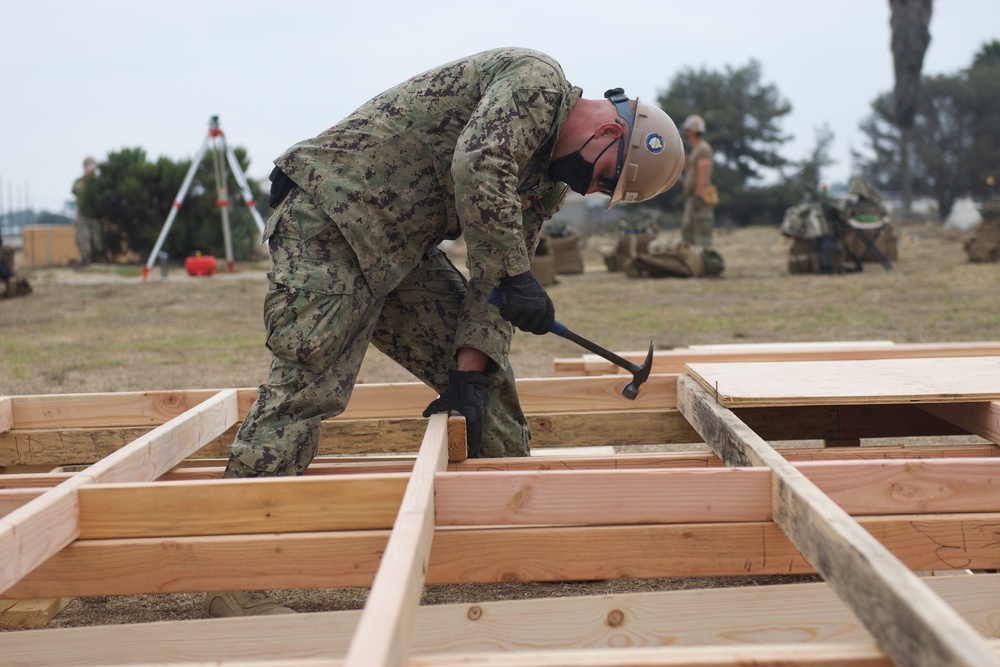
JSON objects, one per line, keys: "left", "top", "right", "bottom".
{"left": 205, "top": 48, "right": 684, "bottom": 617}
{"left": 680, "top": 114, "right": 716, "bottom": 248}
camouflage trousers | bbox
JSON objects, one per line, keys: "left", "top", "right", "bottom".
{"left": 681, "top": 198, "right": 715, "bottom": 249}
{"left": 226, "top": 198, "right": 530, "bottom": 478}
{"left": 74, "top": 216, "right": 103, "bottom": 265}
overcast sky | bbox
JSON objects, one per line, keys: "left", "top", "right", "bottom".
{"left": 2, "top": 0, "right": 995, "bottom": 215}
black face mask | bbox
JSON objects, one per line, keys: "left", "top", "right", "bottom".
{"left": 547, "top": 135, "right": 619, "bottom": 195}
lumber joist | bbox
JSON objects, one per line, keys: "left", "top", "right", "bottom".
{"left": 4, "top": 375, "right": 676, "bottom": 431}
{"left": 7, "top": 513, "right": 1000, "bottom": 600}
{"left": 677, "top": 375, "right": 1000, "bottom": 667}
{"left": 344, "top": 412, "right": 449, "bottom": 666}
{"left": 920, "top": 401, "right": 1000, "bottom": 445}
{"left": 5, "top": 443, "right": 1000, "bottom": 518}
{"left": 1, "top": 399, "right": 976, "bottom": 469}
{"left": 1, "top": 574, "right": 999, "bottom": 666}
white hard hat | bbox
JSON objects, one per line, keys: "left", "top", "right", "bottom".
{"left": 682, "top": 115, "right": 706, "bottom": 134}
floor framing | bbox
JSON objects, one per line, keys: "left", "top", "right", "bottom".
{"left": 2, "top": 341, "right": 1000, "bottom": 666}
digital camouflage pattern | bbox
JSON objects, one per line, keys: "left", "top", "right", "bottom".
{"left": 272, "top": 47, "right": 578, "bottom": 366}
{"left": 681, "top": 198, "right": 715, "bottom": 248}
{"left": 228, "top": 49, "right": 578, "bottom": 475}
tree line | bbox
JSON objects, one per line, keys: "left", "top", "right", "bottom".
{"left": 74, "top": 146, "right": 267, "bottom": 263}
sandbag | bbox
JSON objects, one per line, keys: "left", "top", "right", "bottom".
{"left": 548, "top": 228, "right": 585, "bottom": 275}
{"left": 965, "top": 197, "right": 1000, "bottom": 263}
{"left": 843, "top": 219, "right": 898, "bottom": 262}
{"left": 626, "top": 240, "right": 704, "bottom": 279}
{"left": 2, "top": 276, "right": 32, "bottom": 299}
{"left": 530, "top": 234, "right": 557, "bottom": 286}
{"left": 788, "top": 235, "right": 844, "bottom": 275}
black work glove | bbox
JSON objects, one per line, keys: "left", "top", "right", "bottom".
{"left": 492, "top": 271, "right": 555, "bottom": 335}
{"left": 422, "top": 370, "right": 493, "bottom": 457}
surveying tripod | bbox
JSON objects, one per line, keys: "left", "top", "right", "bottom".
{"left": 141, "top": 116, "right": 266, "bottom": 281}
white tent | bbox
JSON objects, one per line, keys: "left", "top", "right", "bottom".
{"left": 944, "top": 196, "right": 982, "bottom": 231}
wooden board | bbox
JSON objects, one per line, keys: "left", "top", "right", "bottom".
{"left": 686, "top": 357, "right": 1000, "bottom": 408}
{"left": 2, "top": 574, "right": 999, "bottom": 666}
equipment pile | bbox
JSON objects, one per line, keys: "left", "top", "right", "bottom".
{"left": 782, "top": 177, "right": 896, "bottom": 275}
{"left": 603, "top": 214, "right": 725, "bottom": 279}
{"left": 0, "top": 236, "right": 32, "bottom": 299}
{"left": 964, "top": 195, "right": 1000, "bottom": 263}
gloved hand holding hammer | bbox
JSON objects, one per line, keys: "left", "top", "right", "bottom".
{"left": 489, "top": 275, "right": 655, "bottom": 401}
{"left": 491, "top": 271, "right": 555, "bottom": 335}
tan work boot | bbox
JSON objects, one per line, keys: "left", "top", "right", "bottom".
{"left": 203, "top": 590, "right": 295, "bottom": 617}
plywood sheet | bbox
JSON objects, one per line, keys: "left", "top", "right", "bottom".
{"left": 686, "top": 356, "right": 1000, "bottom": 408}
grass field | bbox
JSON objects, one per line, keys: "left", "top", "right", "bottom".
{"left": 2, "top": 220, "right": 997, "bottom": 397}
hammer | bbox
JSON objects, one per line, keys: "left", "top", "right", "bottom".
{"left": 551, "top": 321, "right": 654, "bottom": 400}
{"left": 488, "top": 289, "right": 654, "bottom": 400}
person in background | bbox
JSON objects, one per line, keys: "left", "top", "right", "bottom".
{"left": 680, "top": 114, "right": 717, "bottom": 249}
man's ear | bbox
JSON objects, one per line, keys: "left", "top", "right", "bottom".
{"left": 594, "top": 121, "right": 624, "bottom": 140}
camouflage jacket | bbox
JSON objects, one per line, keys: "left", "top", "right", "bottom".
{"left": 271, "top": 48, "right": 580, "bottom": 335}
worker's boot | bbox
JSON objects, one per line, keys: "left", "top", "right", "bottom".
{"left": 203, "top": 590, "right": 295, "bottom": 617}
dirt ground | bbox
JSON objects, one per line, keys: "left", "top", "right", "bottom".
{"left": 1, "top": 219, "right": 996, "bottom": 630}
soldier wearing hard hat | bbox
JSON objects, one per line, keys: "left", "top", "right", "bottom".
{"left": 204, "top": 47, "right": 684, "bottom": 617}
{"left": 681, "top": 114, "right": 718, "bottom": 249}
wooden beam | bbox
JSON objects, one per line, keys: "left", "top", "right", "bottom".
{"left": 6, "top": 375, "right": 677, "bottom": 433}
{"left": 447, "top": 414, "right": 467, "bottom": 462}
{"left": 8, "top": 389, "right": 254, "bottom": 430}
{"left": 76, "top": 474, "right": 409, "bottom": 538}
{"left": 0, "top": 389, "right": 239, "bottom": 596}
{"left": 4, "top": 441, "right": 999, "bottom": 492}
{"left": 8, "top": 456, "right": 1000, "bottom": 533}
{"left": 0, "top": 409, "right": 700, "bottom": 467}
{"left": 344, "top": 412, "right": 449, "bottom": 666}
{"left": 2, "top": 574, "right": 1000, "bottom": 666}
{"left": 10, "top": 512, "right": 1000, "bottom": 599}
{"left": 0, "top": 596, "right": 70, "bottom": 629}
{"left": 5, "top": 400, "right": 979, "bottom": 469}
{"left": 921, "top": 401, "right": 1000, "bottom": 445}
{"left": 676, "top": 375, "right": 1000, "bottom": 667}
{"left": 0, "top": 397, "right": 11, "bottom": 434}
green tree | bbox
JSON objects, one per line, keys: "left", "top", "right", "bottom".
{"left": 75, "top": 147, "right": 265, "bottom": 262}
{"left": 856, "top": 40, "right": 1000, "bottom": 220}
{"left": 966, "top": 40, "right": 1000, "bottom": 199}
{"left": 971, "top": 38, "right": 1000, "bottom": 69}
{"left": 658, "top": 60, "right": 792, "bottom": 184}
{"left": 655, "top": 59, "right": 805, "bottom": 225}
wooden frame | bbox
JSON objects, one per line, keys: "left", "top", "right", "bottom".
{"left": 2, "top": 343, "right": 1000, "bottom": 666}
